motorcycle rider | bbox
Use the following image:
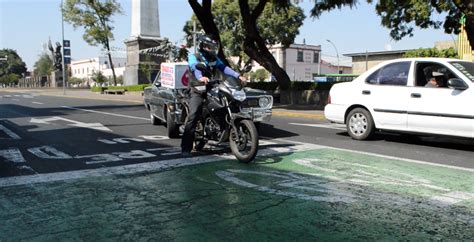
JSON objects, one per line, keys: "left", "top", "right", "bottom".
{"left": 181, "top": 34, "right": 247, "bottom": 157}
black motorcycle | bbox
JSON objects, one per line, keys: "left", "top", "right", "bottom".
{"left": 179, "top": 64, "right": 258, "bottom": 163}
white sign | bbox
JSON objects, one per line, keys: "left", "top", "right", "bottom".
{"left": 160, "top": 62, "right": 189, "bottom": 89}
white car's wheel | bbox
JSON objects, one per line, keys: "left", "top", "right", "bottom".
{"left": 346, "top": 108, "right": 374, "bottom": 140}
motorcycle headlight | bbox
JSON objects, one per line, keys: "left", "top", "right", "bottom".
{"left": 258, "top": 96, "right": 271, "bottom": 108}
{"left": 231, "top": 89, "right": 246, "bottom": 102}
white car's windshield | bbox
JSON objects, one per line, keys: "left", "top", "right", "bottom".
{"left": 450, "top": 61, "right": 474, "bottom": 82}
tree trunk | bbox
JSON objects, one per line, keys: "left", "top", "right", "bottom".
{"left": 188, "top": 0, "right": 230, "bottom": 66}
{"left": 106, "top": 47, "right": 117, "bottom": 86}
{"left": 466, "top": 18, "right": 474, "bottom": 49}
{"left": 239, "top": 0, "right": 291, "bottom": 90}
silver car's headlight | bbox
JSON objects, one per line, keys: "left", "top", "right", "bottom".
{"left": 258, "top": 96, "right": 272, "bottom": 108}
{"left": 232, "top": 89, "right": 246, "bottom": 102}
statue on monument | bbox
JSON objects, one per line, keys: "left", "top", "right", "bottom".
{"left": 48, "top": 40, "right": 63, "bottom": 71}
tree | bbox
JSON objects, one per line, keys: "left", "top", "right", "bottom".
{"left": 0, "top": 49, "right": 27, "bottom": 77}
{"left": 188, "top": 0, "right": 304, "bottom": 90}
{"left": 403, "top": 47, "right": 458, "bottom": 58}
{"left": 249, "top": 69, "right": 269, "bottom": 82}
{"left": 188, "top": 0, "right": 230, "bottom": 66}
{"left": 91, "top": 70, "right": 107, "bottom": 83}
{"left": 0, "top": 49, "right": 27, "bottom": 86}
{"left": 62, "top": 0, "right": 123, "bottom": 86}
{"left": 184, "top": 0, "right": 304, "bottom": 69}
{"left": 365, "top": 0, "right": 474, "bottom": 48}
{"left": 33, "top": 53, "right": 54, "bottom": 77}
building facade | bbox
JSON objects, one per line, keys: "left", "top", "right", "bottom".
{"left": 344, "top": 50, "right": 408, "bottom": 75}
{"left": 269, "top": 43, "right": 321, "bottom": 81}
{"left": 70, "top": 56, "right": 126, "bottom": 80}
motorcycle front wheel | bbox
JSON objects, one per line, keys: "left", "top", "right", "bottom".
{"left": 229, "top": 119, "right": 258, "bottom": 163}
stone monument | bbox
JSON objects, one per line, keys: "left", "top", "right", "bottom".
{"left": 124, "top": 0, "right": 165, "bottom": 85}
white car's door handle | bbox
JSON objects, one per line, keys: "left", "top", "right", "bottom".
{"left": 411, "top": 93, "right": 421, "bottom": 98}
{"left": 362, "top": 90, "right": 371, "bottom": 95}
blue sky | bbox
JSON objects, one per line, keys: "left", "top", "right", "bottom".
{"left": 1, "top": 0, "right": 454, "bottom": 71}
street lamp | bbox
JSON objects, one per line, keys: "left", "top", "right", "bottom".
{"left": 326, "top": 39, "right": 340, "bottom": 74}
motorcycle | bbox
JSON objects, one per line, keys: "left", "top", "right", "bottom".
{"left": 179, "top": 63, "right": 259, "bottom": 163}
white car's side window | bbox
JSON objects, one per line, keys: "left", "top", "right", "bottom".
{"left": 415, "top": 63, "right": 458, "bottom": 88}
{"left": 366, "top": 62, "right": 410, "bottom": 86}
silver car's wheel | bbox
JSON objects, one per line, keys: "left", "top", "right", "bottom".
{"left": 346, "top": 108, "right": 374, "bottom": 140}
{"left": 150, "top": 113, "right": 161, "bottom": 125}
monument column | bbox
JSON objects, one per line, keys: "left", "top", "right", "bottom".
{"left": 124, "top": 0, "right": 165, "bottom": 85}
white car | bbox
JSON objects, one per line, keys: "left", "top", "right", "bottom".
{"left": 324, "top": 58, "right": 474, "bottom": 140}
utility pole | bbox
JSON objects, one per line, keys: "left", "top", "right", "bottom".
{"left": 61, "top": 0, "right": 66, "bottom": 95}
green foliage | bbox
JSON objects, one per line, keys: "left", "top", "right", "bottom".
{"left": 290, "top": 81, "right": 318, "bottom": 91}
{"left": 139, "top": 56, "right": 155, "bottom": 84}
{"left": 92, "top": 84, "right": 151, "bottom": 93}
{"left": 68, "top": 77, "right": 84, "bottom": 84}
{"left": 62, "top": 0, "right": 123, "bottom": 47}
{"left": 249, "top": 69, "right": 269, "bottom": 82}
{"left": 246, "top": 81, "right": 334, "bottom": 91}
{"left": 91, "top": 86, "right": 106, "bottom": 92}
{"left": 183, "top": 0, "right": 305, "bottom": 58}
{"left": 62, "top": 0, "right": 123, "bottom": 85}
{"left": 33, "top": 53, "right": 53, "bottom": 76}
{"left": 368, "top": 0, "right": 470, "bottom": 40}
{"left": 0, "top": 49, "right": 27, "bottom": 79}
{"left": 403, "top": 47, "right": 458, "bottom": 58}
{"left": 91, "top": 70, "right": 107, "bottom": 83}
{"left": 0, "top": 73, "right": 20, "bottom": 86}
{"left": 246, "top": 81, "right": 279, "bottom": 91}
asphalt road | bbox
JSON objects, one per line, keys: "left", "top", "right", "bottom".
{"left": 1, "top": 90, "right": 473, "bottom": 240}
{"left": 1, "top": 90, "right": 472, "bottom": 176}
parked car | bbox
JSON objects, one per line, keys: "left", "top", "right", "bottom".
{"left": 144, "top": 71, "right": 273, "bottom": 138}
{"left": 324, "top": 58, "right": 474, "bottom": 140}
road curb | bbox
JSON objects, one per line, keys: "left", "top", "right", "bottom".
{"left": 272, "top": 110, "right": 325, "bottom": 120}
{"left": 1, "top": 89, "right": 325, "bottom": 119}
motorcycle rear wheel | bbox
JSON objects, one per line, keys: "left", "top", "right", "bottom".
{"left": 229, "top": 119, "right": 258, "bottom": 163}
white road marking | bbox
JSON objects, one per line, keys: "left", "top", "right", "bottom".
{"left": 30, "top": 116, "right": 111, "bottom": 132}
{"left": 289, "top": 122, "right": 346, "bottom": 131}
{"left": 61, "top": 106, "right": 150, "bottom": 121}
{"left": 0, "top": 148, "right": 27, "bottom": 163}
{"left": 32, "top": 102, "right": 43, "bottom": 105}
{"left": 0, "top": 124, "right": 21, "bottom": 139}
{"left": 27, "top": 146, "right": 72, "bottom": 159}
{"left": 0, "top": 140, "right": 319, "bottom": 187}
{"left": 12, "top": 99, "right": 20, "bottom": 101}
{"left": 429, "top": 191, "right": 474, "bottom": 206}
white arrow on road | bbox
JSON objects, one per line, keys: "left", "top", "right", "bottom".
{"left": 30, "top": 116, "right": 111, "bottom": 132}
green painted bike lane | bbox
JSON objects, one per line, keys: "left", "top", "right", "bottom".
{"left": 0, "top": 147, "right": 473, "bottom": 241}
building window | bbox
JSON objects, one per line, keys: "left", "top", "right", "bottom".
{"left": 297, "top": 50, "right": 303, "bottom": 62}
{"left": 313, "top": 51, "right": 319, "bottom": 63}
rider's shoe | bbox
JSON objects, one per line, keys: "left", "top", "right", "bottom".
{"left": 181, "top": 151, "right": 192, "bottom": 158}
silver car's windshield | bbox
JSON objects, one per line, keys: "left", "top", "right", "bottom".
{"left": 449, "top": 61, "right": 474, "bottom": 82}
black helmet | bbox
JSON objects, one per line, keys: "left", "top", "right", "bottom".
{"left": 198, "top": 34, "right": 220, "bottom": 60}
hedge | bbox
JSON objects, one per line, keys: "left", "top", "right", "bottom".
{"left": 91, "top": 84, "right": 151, "bottom": 92}
{"left": 246, "top": 81, "right": 337, "bottom": 91}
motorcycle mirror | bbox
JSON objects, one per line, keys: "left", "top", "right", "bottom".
{"left": 242, "top": 64, "right": 252, "bottom": 73}
{"left": 196, "top": 63, "right": 206, "bottom": 71}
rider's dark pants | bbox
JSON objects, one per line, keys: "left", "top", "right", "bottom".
{"left": 181, "top": 91, "right": 205, "bottom": 153}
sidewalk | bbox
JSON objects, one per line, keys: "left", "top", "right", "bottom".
{"left": 1, "top": 88, "right": 325, "bottom": 120}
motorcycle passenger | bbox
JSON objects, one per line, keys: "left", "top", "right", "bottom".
{"left": 181, "top": 34, "right": 247, "bottom": 157}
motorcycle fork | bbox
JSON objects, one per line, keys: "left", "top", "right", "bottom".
{"left": 224, "top": 97, "right": 241, "bottom": 142}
